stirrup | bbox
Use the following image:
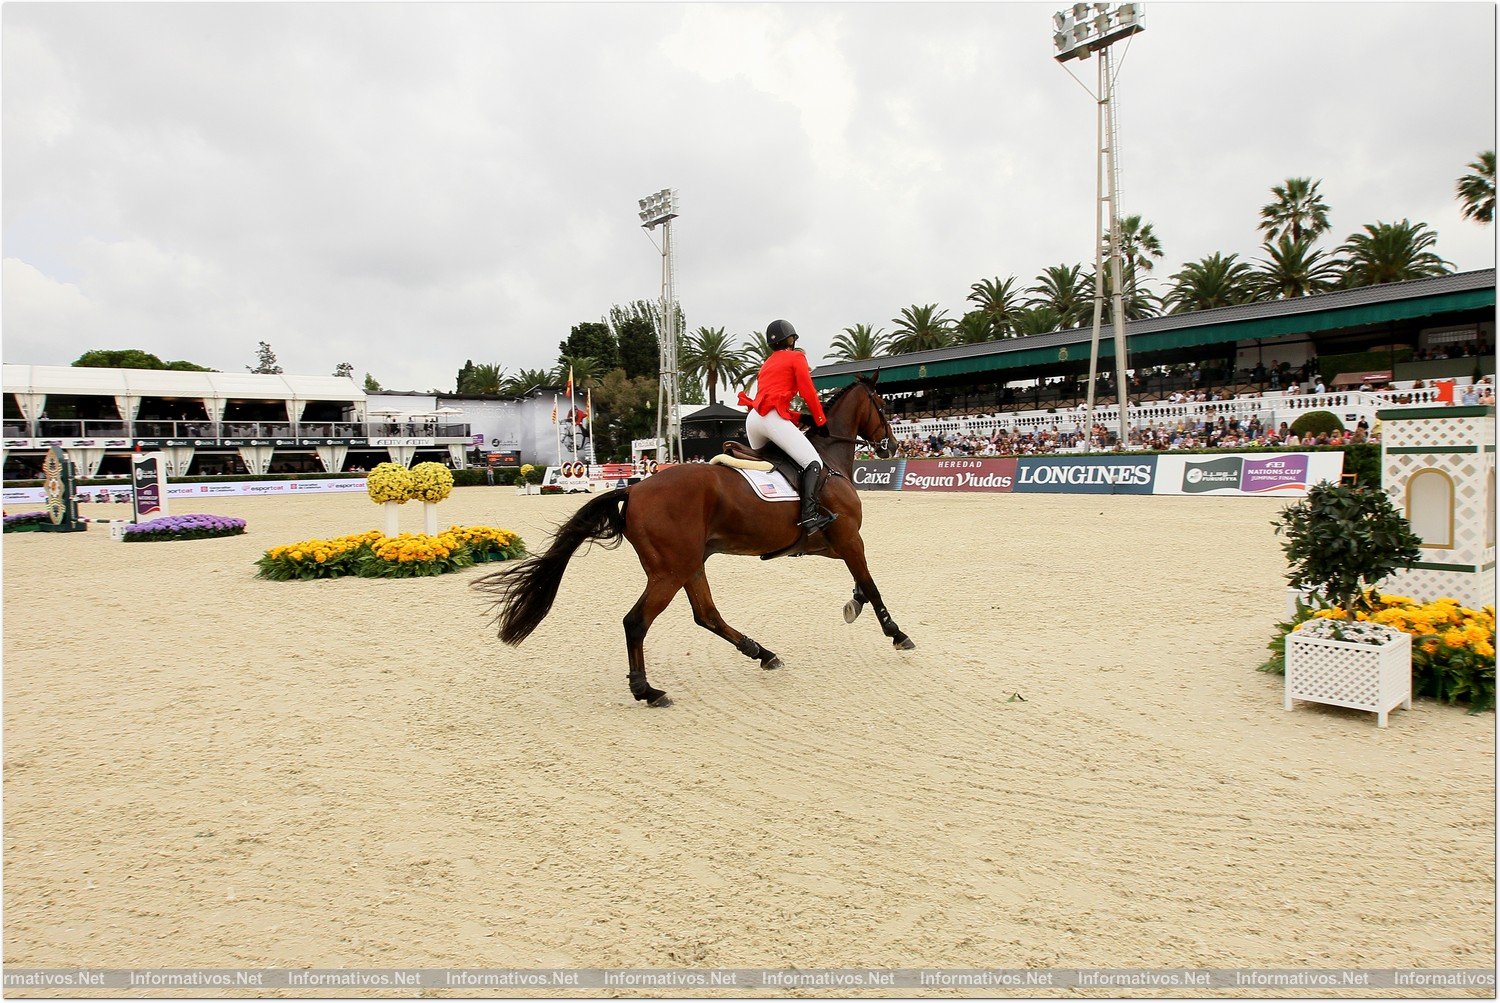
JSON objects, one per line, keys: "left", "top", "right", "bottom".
{"left": 799, "top": 508, "right": 837, "bottom": 534}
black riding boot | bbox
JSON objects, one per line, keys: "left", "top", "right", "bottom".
{"left": 798, "top": 461, "right": 835, "bottom": 534}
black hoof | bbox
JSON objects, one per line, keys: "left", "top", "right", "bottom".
{"left": 893, "top": 636, "right": 916, "bottom": 650}
{"left": 647, "top": 693, "right": 673, "bottom": 708}
{"left": 762, "top": 655, "right": 784, "bottom": 671}
{"left": 843, "top": 600, "right": 864, "bottom": 624}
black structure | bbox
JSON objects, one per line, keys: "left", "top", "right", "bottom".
{"left": 680, "top": 403, "right": 748, "bottom": 461}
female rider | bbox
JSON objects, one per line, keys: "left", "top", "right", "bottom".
{"left": 737, "top": 319, "right": 834, "bottom": 533}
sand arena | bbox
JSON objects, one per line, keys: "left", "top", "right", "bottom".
{"left": 3, "top": 488, "right": 1494, "bottom": 989}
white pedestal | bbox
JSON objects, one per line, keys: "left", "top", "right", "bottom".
{"left": 1285, "top": 630, "right": 1413, "bottom": 727}
{"left": 383, "top": 501, "right": 400, "bottom": 537}
{"left": 423, "top": 502, "right": 438, "bottom": 536}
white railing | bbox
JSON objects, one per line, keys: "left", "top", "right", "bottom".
{"left": 890, "top": 388, "right": 1443, "bottom": 441}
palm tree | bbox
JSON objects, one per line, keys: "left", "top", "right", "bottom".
{"left": 824, "top": 323, "right": 890, "bottom": 363}
{"left": 679, "top": 326, "right": 749, "bottom": 406}
{"left": 1335, "top": 220, "right": 1452, "bottom": 287}
{"left": 1098, "top": 267, "right": 1161, "bottom": 322}
{"left": 553, "top": 354, "right": 603, "bottom": 390}
{"left": 952, "top": 310, "right": 996, "bottom": 345}
{"left": 889, "top": 304, "right": 954, "bottom": 354}
{"left": 1027, "top": 264, "right": 1092, "bottom": 328}
{"left": 1252, "top": 235, "right": 1341, "bottom": 299}
{"left": 1163, "top": 253, "right": 1258, "bottom": 314}
{"left": 1104, "top": 214, "right": 1165, "bottom": 302}
{"left": 458, "top": 362, "right": 507, "bottom": 395}
{"left": 1009, "top": 305, "right": 1063, "bottom": 336}
{"left": 1258, "top": 177, "right": 1332, "bottom": 243}
{"left": 738, "top": 331, "right": 772, "bottom": 368}
{"left": 965, "top": 276, "right": 1026, "bottom": 338}
{"left": 501, "top": 367, "right": 555, "bottom": 396}
{"left": 1456, "top": 150, "right": 1495, "bottom": 225}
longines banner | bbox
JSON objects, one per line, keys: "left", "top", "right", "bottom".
{"left": 1012, "top": 455, "right": 1158, "bottom": 494}
{"left": 1153, "top": 452, "right": 1344, "bottom": 496}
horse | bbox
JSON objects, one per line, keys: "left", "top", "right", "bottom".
{"left": 472, "top": 376, "right": 913, "bottom": 707}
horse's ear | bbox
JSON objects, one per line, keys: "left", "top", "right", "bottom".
{"left": 869, "top": 370, "right": 880, "bottom": 386}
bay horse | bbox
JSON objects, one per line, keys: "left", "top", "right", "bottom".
{"left": 473, "top": 376, "right": 914, "bottom": 707}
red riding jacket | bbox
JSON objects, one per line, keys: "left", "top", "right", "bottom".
{"left": 738, "top": 349, "right": 827, "bottom": 426}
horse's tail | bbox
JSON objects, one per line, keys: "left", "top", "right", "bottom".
{"left": 472, "top": 488, "right": 629, "bottom": 645}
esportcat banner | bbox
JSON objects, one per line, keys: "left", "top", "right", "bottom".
{"left": 1152, "top": 452, "right": 1344, "bottom": 496}
{"left": 851, "top": 452, "right": 1339, "bottom": 497}
{"left": 3, "top": 478, "right": 369, "bottom": 504}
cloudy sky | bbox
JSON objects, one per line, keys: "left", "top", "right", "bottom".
{"left": 3, "top": 2, "right": 1495, "bottom": 394}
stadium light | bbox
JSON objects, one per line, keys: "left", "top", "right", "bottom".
{"left": 638, "top": 187, "right": 682, "bottom": 464}
{"left": 1051, "top": 2, "right": 1144, "bottom": 452}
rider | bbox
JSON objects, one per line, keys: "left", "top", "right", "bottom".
{"left": 737, "top": 319, "right": 834, "bottom": 534}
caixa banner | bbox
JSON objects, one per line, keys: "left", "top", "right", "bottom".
{"left": 851, "top": 460, "right": 904, "bottom": 491}
{"left": 1012, "top": 456, "right": 1158, "bottom": 494}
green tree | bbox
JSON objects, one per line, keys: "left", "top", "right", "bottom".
{"left": 554, "top": 354, "right": 604, "bottom": 392}
{"left": 334, "top": 362, "right": 355, "bottom": 379}
{"left": 247, "top": 341, "right": 283, "bottom": 374}
{"left": 459, "top": 363, "right": 508, "bottom": 395}
{"left": 1010, "top": 305, "right": 1063, "bottom": 336}
{"left": 889, "top": 304, "right": 954, "bottom": 355}
{"left": 1455, "top": 150, "right": 1495, "bottom": 225}
{"left": 953, "top": 310, "right": 996, "bottom": 345}
{"left": 1104, "top": 214, "right": 1165, "bottom": 303}
{"left": 824, "top": 323, "right": 890, "bottom": 363}
{"left": 501, "top": 368, "right": 555, "bottom": 396}
{"left": 363, "top": 373, "right": 383, "bottom": 392}
{"left": 1163, "top": 252, "right": 1258, "bottom": 313}
{"left": 72, "top": 348, "right": 212, "bottom": 371}
{"left": 454, "top": 359, "right": 475, "bottom": 392}
{"left": 1027, "top": 263, "right": 1092, "bottom": 328}
{"left": 1335, "top": 220, "right": 1452, "bottom": 287}
{"left": 559, "top": 321, "right": 620, "bottom": 373}
{"left": 1099, "top": 267, "right": 1161, "bottom": 322}
{"left": 590, "top": 368, "right": 659, "bottom": 461}
{"left": 738, "top": 331, "right": 772, "bottom": 369}
{"left": 1259, "top": 176, "right": 1332, "bottom": 243}
{"left": 680, "top": 326, "right": 749, "bottom": 407}
{"left": 1252, "top": 235, "right": 1341, "bottom": 299}
{"left": 609, "top": 301, "right": 664, "bottom": 380}
{"left": 966, "top": 276, "right": 1027, "bottom": 338}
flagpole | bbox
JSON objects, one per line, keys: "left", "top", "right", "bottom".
{"left": 586, "top": 388, "right": 595, "bottom": 468}
{"left": 553, "top": 394, "right": 560, "bottom": 470}
{"left": 567, "top": 366, "right": 577, "bottom": 465}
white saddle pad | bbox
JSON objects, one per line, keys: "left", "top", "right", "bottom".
{"left": 733, "top": 466, "right": 799, "bottom": 502}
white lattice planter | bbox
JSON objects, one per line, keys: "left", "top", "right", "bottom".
{"left": 1285, "top": 628, "right": 1413, "bottom": 727}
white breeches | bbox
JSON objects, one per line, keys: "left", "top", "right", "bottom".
{"left": 745, "top": 409, "right": 821, "bottom": 468}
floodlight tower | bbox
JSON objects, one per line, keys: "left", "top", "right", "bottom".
{"left": 637, "top": 188, "right": 683, "bottom": 464}
{"left": 1052, "top": 2, "right": 1144, "bottom": 452}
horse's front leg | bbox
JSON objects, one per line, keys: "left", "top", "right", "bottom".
{"left": 828, "top": 529, "right": 914, "bottom": 650}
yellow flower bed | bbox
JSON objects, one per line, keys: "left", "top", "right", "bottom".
{"left": 256, "top": 527, "right": 526, "bottom": 580}
{"left": 410, "top": 462, "right": 455, "bottom": 503}
{"left": 1303, "top": 594, "right": 1496, "bottom": 709}
{"left": 366, "top": 462, "right": 414, "bottom": 504}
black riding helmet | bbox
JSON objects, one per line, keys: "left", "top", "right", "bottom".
{"left": 765, "top": 319, "right": 798, "bottom": 350}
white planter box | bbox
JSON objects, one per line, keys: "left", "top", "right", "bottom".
{"left": 515, "top": 484, "right": 540, "bottom": 496}
{"left": 1285, "top": 629, "right": 1413, "bottom": 727}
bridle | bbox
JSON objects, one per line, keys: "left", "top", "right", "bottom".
{"left": 821, "top": 381, "right": 893, "bottom": 457}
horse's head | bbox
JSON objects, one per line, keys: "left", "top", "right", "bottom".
{"left": 848, "top": 375, "right": 895, "bottom": 458}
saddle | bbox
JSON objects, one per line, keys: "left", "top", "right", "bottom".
{"left": 714, "top": 439, "right": 841, "bottom": 561}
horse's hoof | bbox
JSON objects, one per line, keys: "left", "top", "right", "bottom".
{"left": 762, "top": 656, "right": 784, "bottom": 671}
{"left": 647, "top": 693, "right": 673, "bottom": 708}
{"left": 843, "top": 600, "right": 864, "bottom": 624}
{"left": 894, "top": 636, "right": 916, "bottom": 651}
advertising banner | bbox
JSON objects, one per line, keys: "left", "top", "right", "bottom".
{"left": 852, "top": 460, "right": 904, "bottom": 491}
{"left": 4, "top": 478, "right": 371, "bottom": 505}
{"left": 1153, "top": 452, "right": 1344, "bottom": 497}
{"left": 1013, "top": 456, "right": 1158, "bottom": 494}
{"left": 132, "top": 453, "right": 167, "bottom": 520}
{"left": 898, "top": 458, "right": 1016, "bottom": 492}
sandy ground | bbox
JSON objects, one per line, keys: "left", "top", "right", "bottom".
{"left": 2, "top": 487, "right": 1494, "bottom": 994}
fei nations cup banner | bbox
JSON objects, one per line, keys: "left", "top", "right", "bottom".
{"left": 1151, "top": 452, "right": 1344, "bottom": 496}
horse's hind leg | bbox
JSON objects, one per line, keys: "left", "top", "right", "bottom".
{"left": 831, "top": 531, "right": 914, "bottom": 650}
{"left": 624, "top": 575, "right": 685, "bottom": 707}
{"left": 684, "top": 569, "right": 784, "bottom": 670}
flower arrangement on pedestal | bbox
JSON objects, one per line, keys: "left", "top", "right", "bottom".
{"left": 366, "top": 463, "right": 414, "bottom": 504}
{"left": 410, "top": 462, "right": 454, "bottom": 503}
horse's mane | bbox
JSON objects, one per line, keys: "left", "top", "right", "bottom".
{"left": 819, "top": 376, "right": 874, "bottom": 410}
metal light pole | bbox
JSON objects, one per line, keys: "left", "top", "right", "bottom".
{"left": 1053, "top": 2, "right": 1143, "bottom": 451}
{"left": 637, "top": 188, "right": 682, "bottom": 464}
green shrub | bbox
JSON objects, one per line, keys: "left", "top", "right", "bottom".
{"left": 1290, "top": 410, "right": 1344, "bottom": 437}
{"left": 1273, "top": 481, "right": 1422, "bottom": 614}
{"left": 1341, "top": 443, "right": 1381, "bottom": 486}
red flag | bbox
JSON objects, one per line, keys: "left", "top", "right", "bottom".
{"left": 550, "top": 403, "right": 558, "bottom": 424}
{"left": 565, "top": 366, "right": 574, "bottom": 400}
